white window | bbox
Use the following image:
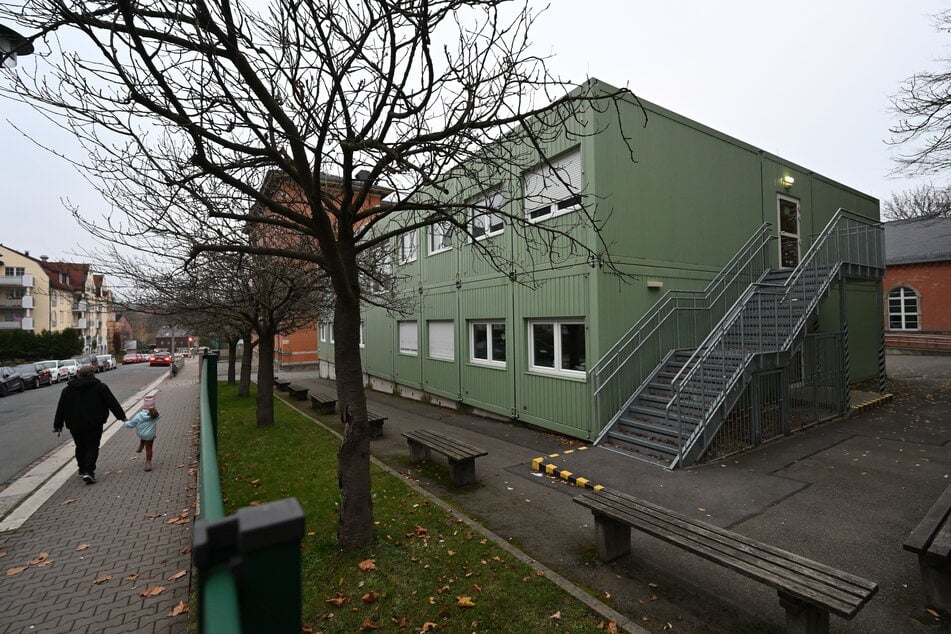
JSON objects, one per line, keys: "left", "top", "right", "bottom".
{"left": 529, "top": 319, "right": 586, "bottom": 377}
{"left": 398, "top": 320, "right": 418, "bottom": 355}
{"left": 428, "top": 221, "right": 453, "bottom": 255}
{"left": 4, "top": 267, "right": 24, "bottom": 277}
{"left": 888, "top": 286, "right": 919, "bottom": 331}
{"left": 398, "top": 231, "right": 417, "bottom": 264}
{"left": 329, "top": 324, "right": 335, "bottom": 343}
{"left": 319, "top": 323, "right": 328, "bottom": 342}
{"left": 427, "top": 320, "right": 455, "bottom": 361}
{"left": 51, "top": 313, "right": 57, "bottom": 327}
{"left": 51, "top": 294, "right": 58, "bottom": 307}
{"left": 470, "top": 190, "right": 504, "bottom": 240}
{"left": 469, "top": 320, "right": 506, "bottom": 367}
{"left": 523, "top": 149, "right": 582, "bottom": 221}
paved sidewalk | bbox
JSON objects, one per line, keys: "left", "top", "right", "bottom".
{"left": 0, "top": 362, "right": 200, "bottom": 634}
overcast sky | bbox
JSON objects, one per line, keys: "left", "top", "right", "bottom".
{"left": 1, "top": 1, "right": 948, "bottom": 262}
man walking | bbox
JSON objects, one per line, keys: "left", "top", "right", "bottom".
{"left": 53, "top": 365, "right": 127, "bottom": 484}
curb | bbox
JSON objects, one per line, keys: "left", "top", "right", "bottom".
{"left": 278, "top": 393, "right": 648, "bottom": 634}
{"left": 850, "top": 393, "right": 894, "bottom": 413}
{"left": 0, "top": 371, "right": 170, "bottom": 533}
{"left": 530, "top": 447, "right": 606, "bottom": 491}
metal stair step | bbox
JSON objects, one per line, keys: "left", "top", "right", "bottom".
{"left": 607, "top": 428, "right": 680, "bottom": 459}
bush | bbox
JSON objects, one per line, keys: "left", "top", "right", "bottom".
{"left": 0, "top": 328, "right": 83, "bottom": 363}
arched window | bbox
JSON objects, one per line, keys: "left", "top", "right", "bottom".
{"left": 888, "top": 286, "right": 919, "bottom": 330}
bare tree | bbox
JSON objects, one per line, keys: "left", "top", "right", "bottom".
{"left": 883, "top": 182, "right": 951, "bottom": 220}
{"left": 1, "top": 0, "right": 637, "bottom": 549}
{"left": 891, "top": 10, "right": 951, "bottom": 177}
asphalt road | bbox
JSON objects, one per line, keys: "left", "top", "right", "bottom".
{"left": 0, "top": 362, "right": 170, "bottom": 485}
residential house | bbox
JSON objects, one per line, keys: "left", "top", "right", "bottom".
{"left": 316, "top": 78, "right": 884, "bottom": 468}
{"left": 0, "top": 245, "right": 45, "bottom": 331}
{"left": 40, "top": 260, "right": 113, "bottom": 353}
{"left": 883, "top": 217, "right": 951, "bottom": 352}
{"left": 155, "top": 327, "right": 194, "bottom": 352}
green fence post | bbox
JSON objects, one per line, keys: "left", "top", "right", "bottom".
{"left": 203, "top": 351, "right": 220, "bottom": 438}
{"left": 236, "top": 498, "right": 306, "bottom": 633}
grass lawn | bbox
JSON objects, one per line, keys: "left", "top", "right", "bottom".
{"left": 215, "top": 382, "right": 615, "bottom": 632}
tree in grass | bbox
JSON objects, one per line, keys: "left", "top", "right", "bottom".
{"left": 1, "top": 0, "right": 636, "bottom": 549}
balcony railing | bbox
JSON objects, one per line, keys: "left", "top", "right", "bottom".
{"left": 0, "top": 274, "right": 34, "bottom": 288}
{"left": 21, "top": 295, "right": 33, "bottom": 309}
{"left": 74, "top": 318, "right": 87, "bottom": 329}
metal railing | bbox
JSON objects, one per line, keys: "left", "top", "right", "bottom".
{"left": 193, "top": 352, "right": 306, "bottom": 633}
{"left": 667, "top": 209, "right": 884, "bottom": 467}
{"left": 590, "top": 223, "right": 772, "bottom": 440}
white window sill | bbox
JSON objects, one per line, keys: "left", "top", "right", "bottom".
{"left": 469, "top": 359, "right": 506, "bottom": 370}
{"left": 527, "top": 367, "right": 587, "bottom": 381}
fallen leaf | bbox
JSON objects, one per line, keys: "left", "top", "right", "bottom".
{"left": 168, "top": 601, "right": 189, "bottom": 616}
{"left": 250, "top": 478, "right": 261, "bottom": 486}
{"left": 61, "top": 498, "right": 77, "bottom": 505}
{"left": 140, "top": 585, "right": 166, "bottom": 597}
{"left": 145, "top": 514, "right": 161, "bottom": 520}
{"left": 181, "top": 546, "right": 191, "bottom": 555}
{"left": 358, "top": 559, "right": 376, "bottom": 571}
{"left": 28, "top": 553, "right": 50, "bottom": 565}
{"left": 0, "top": 552, "right": 6, "bottom": 558}
{"left": 928, "top": 608, "right": 941, "bottom": 618}
{"left": 456, "top": 595, "right": 476, "bottom": 608}
{"left": 35, "top": 559, "right": 54, "bottom": 568}
{"left": 421, "top": 623, "right": 438, "bottom": 632}
{"left": 359, "top": 616, "right": 380, "bottom": 630}
{"left": 604, "top": 591, "right": 611, "bottom": 599}
{"left": 472, "top": 584, "right": 482, "bottom": 592}
{"left": 76, "top": 544, "right": 91, "bottom": 551}
{"left": 248, "top": 501, "right": 261, "bottom": 506}
{"left": 391, "top": 616, "right": 407, "bottom": 627}
{"left": 362, "top": 591, "right": 380, "bottom": 603}
{"left": 168, "top": 570, "right": 188, "bottom": 581}
{"left": 324, "top": 593, "right": 346, "bottom": 607}
{"left": 549, "top": 611, "right": 561, "bottom": 620}
{"left": 93, "top": 575, "right": 112, "bottom": 584}
{"left": 6, "top": 566, "right": 27, "bottom": 576}
{"left": 125, "top": 573, "right": 139, "bottom": 581}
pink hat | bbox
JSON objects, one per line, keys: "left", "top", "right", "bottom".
{"left": 144, "top": 394, "right": 156, "bottom": 409}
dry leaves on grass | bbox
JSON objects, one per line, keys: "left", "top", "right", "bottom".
{"left": 93, "top": 575, "right": 112, "bottom": 585}
{"left": 358, "top": 559, "right": 376, "bottom": 571}
{"left": 359, "top": 617, "right": 380, "bottom": 631}
{"left": 140, "top": 585, "right": 166, "bottom": 597}
{"left": 421, "top": 623, "right": 438, "bottom": 632}
{"left": 598, "top": 620, "right": 619, "bottom": 633}
{"left": 361, "top": 591, "right": 380, "bottom": 604}
{"left": 324, "top": 593, "right": 346, "bottom": 607}
{"left": 167, "top": 570, "right": 188, "bottom": 581}
{"left": 456, "top": 596, "right": 476, "bottom": 608}
{"left": 168, "top": 601, "right": 189, "bottom": 617}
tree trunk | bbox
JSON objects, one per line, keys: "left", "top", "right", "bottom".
{"left": 227, "top": 337, "right": 238, "bottom": 384}
{"left": 256, "top": 333, "right": 276, "bottom": 428}
{"left": 335, "top": 298, "right": 375, "bottom": 549}
{"left": 239, "top": 330, "right": 253, "bottom": 397}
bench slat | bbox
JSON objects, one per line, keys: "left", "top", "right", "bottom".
{"left": 575, "top": 489, "right": 876, "bottom": 618}
{"left": 402, "top": 429, "right": 486, "bottom": 461}
{"left": 928, "top": 519, "right": 951, "bottom": 560}
{"left": 905, "top": 485, "right": 951, "bottom": 554}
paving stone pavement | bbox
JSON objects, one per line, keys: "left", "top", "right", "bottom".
{"left": 0, "top": 363, "right": 200, "bottom": 634}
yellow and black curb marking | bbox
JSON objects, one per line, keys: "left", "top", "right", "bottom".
{"left": 851, "top": 393, "right": 894, "bottom": 413}
{"left": 531, "top": 446, "right": 604, "bottom": 491}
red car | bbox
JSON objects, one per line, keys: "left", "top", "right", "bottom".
{"left": 150, "top": 352, "right": 172, "bottom": 366}
{"left": 122, "top": 353, "right": 140, "bottom": 364}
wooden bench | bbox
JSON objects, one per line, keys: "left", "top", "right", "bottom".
{"left": 275, "top": 378, "right": 292, "bottom": 392}
{"left": 309, "top": 392, "right": 337, "bottom": 414}
{"left": 401, "top": 429, "right": 487, "bottom": 487}
{"left": 367, "top": 410, "right": 387, "bottom": 439}
{"left": 574, "top": 488, "right": 877, "bottom": 634}
{"left": 904, "top": 485, "right": 951, "bottom": 613}
{"left": 287, "top": 384, "right": 309, "bottom": 400}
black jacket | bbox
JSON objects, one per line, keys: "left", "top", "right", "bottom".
{"left": 53, "top": 375, "right": 126, "bottom": 432}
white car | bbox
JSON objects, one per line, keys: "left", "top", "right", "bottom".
{"left": 58, "top": 358, "right": 79, "bottom": 379}
{"left": 38, "top": 360, "right": 67, "bottom": 383}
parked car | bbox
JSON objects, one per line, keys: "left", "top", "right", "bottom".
{"left": 0, "top": 366, "right": 25, "bottom": 396}
{"left": 15, "top": 362, "right": 52, "bottom": 389}
{"left": 38, "top": 360, "right": 67, "bottom": 383}
{"left": 95, "top": 354, "right": 116, "bottom": 371}
{"left": 122, "top": 352, "right": 140, "bottom": 365}
{"left": 150, "top": 352, "right": 173, "bottom": 367}
{"left": 58, "top": 358, "right": 79, "bottom": 379}
{"left": 73, "top": 355, "right": 97, "bottom": 372}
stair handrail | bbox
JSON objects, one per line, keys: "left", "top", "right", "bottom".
{"left": 665, "top": 208, "right": 883, "bottom": 467}
{"left": 589, "top": 223, "right": 772, "bottom": 439}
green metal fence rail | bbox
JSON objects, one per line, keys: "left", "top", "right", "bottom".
{"left": 193, "top": 352, "right": 306, "bottom": 633}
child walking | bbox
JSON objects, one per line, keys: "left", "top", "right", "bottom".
{"left": 125, "top": 394, "right": 159, "bottom": 471}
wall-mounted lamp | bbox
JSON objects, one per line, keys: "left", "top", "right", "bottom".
{"left": 647, "top": 280, "right": 664, "bottom": 290}
{"left": 0, "top": 24, "right": 34, "bottom": 69}
{"left": 781, "top": 175, "right": 795, "bottom": 191}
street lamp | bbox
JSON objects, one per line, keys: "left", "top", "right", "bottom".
{"left": 0, "top": 24, "right": 34, "bottom": 69}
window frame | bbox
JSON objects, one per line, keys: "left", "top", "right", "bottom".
{"left": 398, "top": 230, "right": 418, "bottom": 264}
{"left": 428, "top": 221, "right": 454, "bottom": 255}
{"left": 523, "top": 148, "right": 583, "bottom": 223}
{"left": 468, "top": 320, "right": 506, "bottom": 368}
{"left": 888, "top": 286, "right": 920, "bottom": 331}
{"left": 527, "top": 318, "right": 587, "bottom": 378}
{"left": 319, "top": 323, "right": 328, "bottom": 342}
{"left": 427, "top": 320, "right": 455, "bottom": 361}
{"left": 469, "top": 189, "right": 504, "bottom": 241}
{"left": 398, "top": 320, "right": 419, "bottom": 356}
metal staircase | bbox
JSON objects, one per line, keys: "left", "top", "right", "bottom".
{"left": 591, "top": 209, "right": 883, "bottom": 468}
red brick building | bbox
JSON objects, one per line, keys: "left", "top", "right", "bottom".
{"left": 254, "top": 171, "right": 391, "bottom": 369}
{"left": 884, "top": 217, "right": 951, "bottom": 352}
